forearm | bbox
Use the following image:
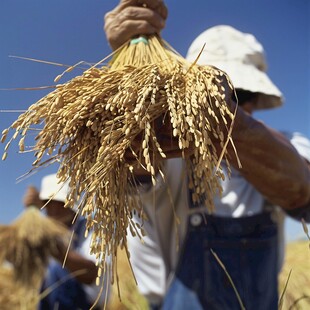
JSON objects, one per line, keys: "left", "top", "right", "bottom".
{"left": 227, "top": 108, "right": 310, "bottom": 210}
{"left": 55, "top": 249, "right": 98, "bottom": 285}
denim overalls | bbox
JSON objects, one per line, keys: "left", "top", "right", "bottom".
{"left": 39, "top": 218, "right": 93, "bottom": 310}
{"left": 160, "top": 210, "right": 279, "bottom": 310}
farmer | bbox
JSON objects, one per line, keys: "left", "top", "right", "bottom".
{"left": 104, "top": 1, "right": 310, "bottom": 309}
{"left": 23, "top": 173, "right": 108, "bottom": 310}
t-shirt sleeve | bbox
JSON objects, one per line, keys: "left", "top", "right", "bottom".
{"left": 78, "top": 233, "right": 111, "bottom": 307}
{"left": 283, "top": 132, "right": 310, "bottom": 222}
{"left": 287, "top": 131, "right": 310, "bottom": 163}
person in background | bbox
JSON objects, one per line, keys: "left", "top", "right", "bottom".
{"left": 103, "top": 1, "right": 310, "bottom": 310}
{"left": 23, "top": 173, "right": 109, "bottom": 310}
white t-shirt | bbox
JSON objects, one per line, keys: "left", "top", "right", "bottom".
{"left": 127, "top": 132, "right": 310, "bottom": 305}
{"left": 76, "top": 231, "right": 109, "bottom": 307}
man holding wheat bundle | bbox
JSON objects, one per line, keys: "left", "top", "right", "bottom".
{"left": 104, "top": 1, "right": 310, "bottom": 309}
{"left": 23, "top": 174, "right": 109, "bottom": 309}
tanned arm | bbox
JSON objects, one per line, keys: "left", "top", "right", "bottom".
{"left": 53, "top": 247, "right": 98, "bottom": 285}
{"left": 228, "top": 104, "right": 310, "bottom": 211}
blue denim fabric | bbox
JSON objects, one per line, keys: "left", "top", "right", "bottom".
{"left": 39, "top": 218, "right": 92, "bottom": 310}
{"left": 39, "top": 260, "right": 91, "bottom": 310}
{"left": 162, "top": 278, "right": 203, "bottom": 310}
{"left": 161, "top": 212, "right": 278, "bottom": 310}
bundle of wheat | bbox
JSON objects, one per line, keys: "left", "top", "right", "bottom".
{"left": 279, "top": 240, "right": 310, "bottom": 309}
{"left": 1, "top": 35, "right": 237, "bottom": 284}
{"left": 0, "top": 207, "right": 70, "bottom": 287}
{"left": 0, "top": 266, "right": 40, "bottom": 310}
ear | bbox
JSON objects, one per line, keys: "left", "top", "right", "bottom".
{"left": 240, "top": 101, "right": 255, "bottom": 114}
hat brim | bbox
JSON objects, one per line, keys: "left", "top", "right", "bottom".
{"left": 39, "top": 185, "right": 68, "bottom": 203}
{"left": 207, "top": 61, "right": 283, "bottom": 110}
{"left": 39, "top": 174, "right": 69, "bottom": 203}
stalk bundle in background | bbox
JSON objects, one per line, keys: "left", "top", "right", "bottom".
{"left": 1, "top": 35, "right": 237, "bottom": 283}
{"left": 0, "top": 266, "right": 39, "bottom": 310}
{"left": 0, "top": 207, "right": 69, "bottom": 287}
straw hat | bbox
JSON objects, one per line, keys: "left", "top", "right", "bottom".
{"left": 39, "top": 173, "right": 69, "bottom": 203}
{"left": 186, "top": 25, "right": 283, "bottom": 110}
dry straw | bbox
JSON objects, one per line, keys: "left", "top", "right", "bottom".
{"left": 0, "top": 266, "right": 40, "bottom": 310}
{"left": 0, "top": 207, "right": 69, "bottom": 287}
{"left": 108, "top": 247, "right": 148, "bottom": 310}
{"left": 279, "top": 240, "right": 310, "bottom": 309}
{"left": 1, "top": 35, "right": 238, "bottom": 285}
{"left": 0, "top": 263, "right": 88, "bottom": 310}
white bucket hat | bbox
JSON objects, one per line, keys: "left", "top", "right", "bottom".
{"left": 186, "top": 25, "right": 283, "bottom": 110}
{"left": 39, "top": 173, "right": 69, "bottom": 203}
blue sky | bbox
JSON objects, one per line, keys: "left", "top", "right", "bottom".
{"left": 0, "top": 0, "right": 309, "bottom": 241}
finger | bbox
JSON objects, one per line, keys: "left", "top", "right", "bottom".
{"left": 118, "top": 0, "right": 168, "bottom": 19}
{"left": 105, "top": 20, "right": 158, "bottom": 50}
{"left": 118, "top": 7, "right": 166, "bottom": 30}
{"left": 138, "top": 0, "right": 168, "bottom": 20}
{"left": 105, "top": 7, "right": 165, "bottom": 37}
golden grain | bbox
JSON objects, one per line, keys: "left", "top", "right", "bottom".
{"left": 0, "top": 207, "right": 70, "bottom": 287}
{"left": 1, "top": 35, "right": 238, "bottom": 287}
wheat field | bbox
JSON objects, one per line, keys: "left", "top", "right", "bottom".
{"left": 1, "top": 240, "right": 309, "bottom": 309}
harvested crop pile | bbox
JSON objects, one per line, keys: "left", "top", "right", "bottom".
{"left": 0, "top": 207, "right": 69, "bottom": 287}
{"left": 0, "top": 265, "right": 40, "bottom": 310}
